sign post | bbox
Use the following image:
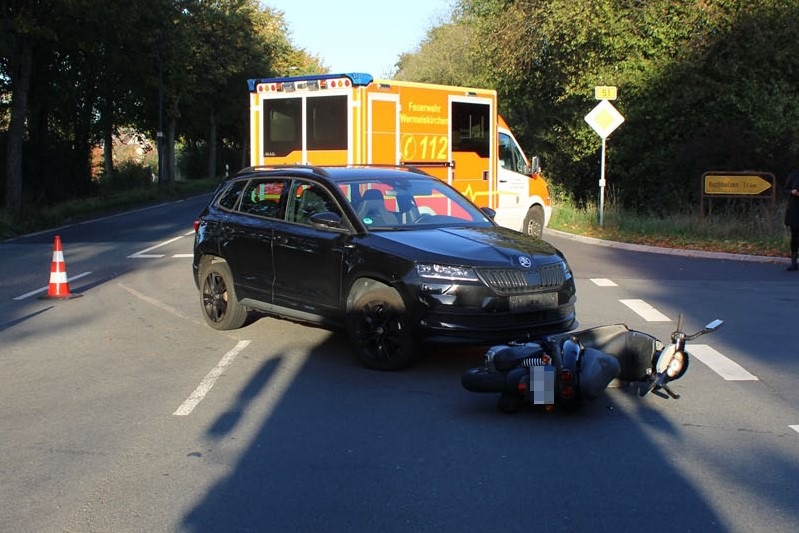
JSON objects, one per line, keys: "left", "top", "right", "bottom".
{"left": 585, "top": 95, "right": 624, "bottom": 226}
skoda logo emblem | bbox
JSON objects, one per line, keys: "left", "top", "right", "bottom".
{"left": 518, "top": 256, "right": 532, "bottom": 268}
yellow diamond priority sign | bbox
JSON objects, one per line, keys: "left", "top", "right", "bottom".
{"left": 585, "top": 100, "right": 624, "bottom": 139}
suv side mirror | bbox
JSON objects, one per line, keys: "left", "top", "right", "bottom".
{"left": 310, "top": 211, "right": 345, "bottom": 230}
{"left": 480, "top": 207, "right": 496, "bottom": 220}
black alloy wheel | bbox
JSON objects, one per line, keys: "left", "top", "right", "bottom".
{"left": 199, "top": 259, "right": 247, "bottom": 330}
{"left": 347, "top": 288, "right": 419, "bottom": 371}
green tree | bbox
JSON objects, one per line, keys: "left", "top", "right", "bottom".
{"left": 1, "top": 0, "right": 306, "bottom": 213}
{"left": 394, "top": 21, "right": 482, "bottom": 86}
{"left": 1, "top": 0, "right": 49, "bottom": 213}
{"left": 401, "top": 0, "right": 799, "bottom": 213}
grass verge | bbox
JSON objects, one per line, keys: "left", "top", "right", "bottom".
{"left": 549, "top": 197, "right": 788, "bottom": 258}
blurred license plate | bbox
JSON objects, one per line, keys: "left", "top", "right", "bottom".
{"left": 509, "top": 292, "right": 557, "bottom": 312}
{"left": 531, "top": 365, "right": 555, "bottom": 405}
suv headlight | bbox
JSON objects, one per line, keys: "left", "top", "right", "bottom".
{"left": 416, "top": 263, "right": 479, "bottom": 282}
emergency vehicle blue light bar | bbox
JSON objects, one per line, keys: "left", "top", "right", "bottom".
{"left": 247, "top": 73, "right": 373, "bottom": 92}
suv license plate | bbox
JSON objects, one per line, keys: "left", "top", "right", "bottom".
{"left": 509, "top": 292, "right": 557, "bottom": 312}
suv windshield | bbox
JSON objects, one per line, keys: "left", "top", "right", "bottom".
{"left": 340, "top": 176, "right": 493, "bottom": 229}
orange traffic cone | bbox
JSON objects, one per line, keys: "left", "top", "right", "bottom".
{"left": 42, "top": 235, "right": 81, "bottom": 299}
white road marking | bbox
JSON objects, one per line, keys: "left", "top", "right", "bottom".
{"left": 13, "top": 271, "right": 93, "bottom": 300}
{"left": 173, "top": 340, "right": 251, "bottom": 416}
{"left": 620, "top": 299, "right": 670, "bottom": 321}
{"left": 117, "top": 283, "right": 201, "bottom": 324}
{"left": 690, "top": 344, "right": 758, "bottom": 381}
{"left": 172, "top": 254, "right": 194, "bottom": 258}
{"left": 591, "top": 278, "right": 617, "bottom": 286}
{"left": 790, "top": 425, "right": 799, "bottom": 434}
{"left": 128, "top": 235, "right": 186, "bottom": 258}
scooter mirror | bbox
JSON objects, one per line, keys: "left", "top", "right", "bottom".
{"left": 705, "top": 319, "right": 724, "bottom": 331}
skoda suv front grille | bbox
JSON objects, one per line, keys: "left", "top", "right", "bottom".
{"left": 477, "top": 263, "right": 565, "bottom": 295}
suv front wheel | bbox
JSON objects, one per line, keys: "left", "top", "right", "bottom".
{"left": 347, "top": 287, "right": 419, "bottom": 371}
{"left": 199, "top": 258, "right": 248, "bottom": 330}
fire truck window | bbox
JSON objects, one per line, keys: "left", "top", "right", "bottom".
{"left": 499, "top": 132, "right": 526, "bottom": 173}
{"left": 307, "top": 95, "right": 347, "bottom": 150}
{"left": 264, "top": 99, "right": 301, "bottom": 157}
{"left": 451, "top": 102, "right": 490, "bottom": 158}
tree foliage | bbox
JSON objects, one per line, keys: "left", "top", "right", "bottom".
{"left": 1, "top": 0, "right": 319, "bottom": 213}
{"left": 397, "top": 0, "right": 799, "bottom": 213}
{"left": 5, "top": 0, "right": 799, "bottom": 217}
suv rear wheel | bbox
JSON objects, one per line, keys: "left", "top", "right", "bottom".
{"left": 199, "top": 258, "right": 248, "bottom": 330}
{"left": 347, "top": 287, "right": 419, "bottom": 371}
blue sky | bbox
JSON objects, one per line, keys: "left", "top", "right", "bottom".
{"left": 264, "top": 0, "right": 454, "bottom": 77}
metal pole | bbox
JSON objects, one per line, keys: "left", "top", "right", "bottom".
{"left": 157, "top": 32, "right": 164, "bottom": 191}
{"left": 599, "top": 137, "right": 606, "bottom": 226}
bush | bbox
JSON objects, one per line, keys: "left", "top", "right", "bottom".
{"left": 99, "top": 161, "right": 154, "bottom": 194}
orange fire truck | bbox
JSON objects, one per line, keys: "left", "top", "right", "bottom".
{"left": 247, "top": 73, "right": 551, "bottom": 237}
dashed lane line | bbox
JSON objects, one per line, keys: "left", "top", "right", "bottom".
{"left": 128, "top": 235, "right": 185, "bottom": 258}
{"left": 173, "top": 340, "right": 251, "bottom": 416}
{"left": 689, "top": 344, "right": 758, "bottom": 381}
{"left": 13, "top": 271, "right": 93, "bottom": 301}
{"left": 128, "top": 230, "right": 195, "bottom": 259}
{"left": 591, "top": 278, "right": 618, "bottom": 287}
{"left": 620, "top": 299, "right": 671, "bottom": 322}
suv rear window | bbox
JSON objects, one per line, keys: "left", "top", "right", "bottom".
{"left": 218, "top": 180, "right": 247, "bottom": 210}
{"left": 238, "top": 178, "right": 288, "bottom": 219}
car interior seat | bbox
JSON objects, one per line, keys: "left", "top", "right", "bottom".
{"left": 396, "top": 193, "right": 421, "bottom": 224}
{"left": 356, "top": 188, "right": 397, "bottom": 226}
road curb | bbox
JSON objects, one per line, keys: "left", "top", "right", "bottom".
{"left": 544, "top": 228, "right": 790, "bottom": 265}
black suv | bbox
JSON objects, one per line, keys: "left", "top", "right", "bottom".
{"left": 193, "top": 165, "right": 576, "bottom": 370}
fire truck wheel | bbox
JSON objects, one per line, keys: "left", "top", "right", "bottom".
{"left": 523, "top": 205, "right": 545, "bottom": 239}
{"left": 199, "top": 258, "right": 248, "bottom": 330}
{"left": 347, "top": 287, "right": 419, "bottom": 371}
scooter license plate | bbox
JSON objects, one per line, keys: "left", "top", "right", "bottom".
{"left": 531, "top": 365, "right": 555, "bottom": 405}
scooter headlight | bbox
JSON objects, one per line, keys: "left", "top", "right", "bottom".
{"left": 655, "top": 345, "right": 689, "bottom": 381}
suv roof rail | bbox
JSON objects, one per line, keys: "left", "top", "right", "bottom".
{"left": 310, "top": 163, "right": 430, "bottom": 175}
{"left": 236, "top": 163, "right": 430, "bottom": 177}
{"left": 237, "top": 164, "right": 332, "bottom": 177}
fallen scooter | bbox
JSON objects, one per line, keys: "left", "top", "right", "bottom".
{"left": 461, "top": 316, "right": 724, "bottom": 412}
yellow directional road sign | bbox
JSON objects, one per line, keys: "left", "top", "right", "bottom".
{"left": 703, "top": 174, "right": 773, "bottom": 195}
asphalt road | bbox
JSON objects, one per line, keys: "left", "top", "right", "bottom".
{"left": 1, "top": 198, "right": 797, "bottom": 532}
